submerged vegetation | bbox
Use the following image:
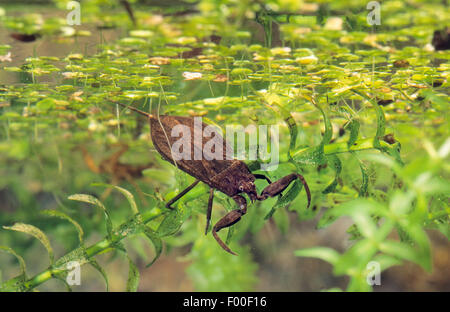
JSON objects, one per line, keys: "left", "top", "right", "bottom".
{"left": 0, "top": 0, "right": 448, "bottom": 291}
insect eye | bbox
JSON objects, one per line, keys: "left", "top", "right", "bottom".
{"left": 238, "top": 185, "right": 244, "bottom": 191}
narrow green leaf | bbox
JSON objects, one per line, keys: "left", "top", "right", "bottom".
{"left": 389, "top": 191, "right": 415, "bottom": 215}
{"left": 143, "top": 226, "right": 163, "bottom": 267}
{"left": 0, "top": 246, "right": 26, "bottom": 280}
{"left": 351, "top": 90, "right": 385, "bottom": 151}
{"left": 226, "top": 226, "right": 235, "bottom": 245}
{"left": 68, "top": 194, "right": 113, "bottom": 236}
{"left": 293, "top": 96, "right": 331, "bottom": 167}
{"left": 316, "top": 103, "right": 333, "bottom": 149}
{"left": 396, "top": 221, "right": 431, "bottom": 269}
{"left": 89, "top": 258, "right": 109, "bottom": 291}
{"left": 126, "top": 257, "right": 140, "bottom": 292}
{"left": 346, "top": 275, "right": 372, "bottom": 292}
{"left": 372, "top": 254, "right": 402, "bottom": 271}
{"left": 322, "top": 155, "right": 342, "bottom": 194}
{"left": 352, "top": 212, "right": 377, "bottom": 239}
{"left": 53, "top": 275, "right": 73, "bottom": 292}
{"left": 373, "top": 103, "right": 386, "bottom": 150}
{"left": 3, "top": 223, "right": 54, "bottom": 265}
{"left": 324, "top": 198, "right": 380, "bottom": 219}
{"left": 358, "top": 159, "right": 369, "bottom": 197}
{"left": 346, "top": 119, "right": 360, "bottom": 147}
{"left": 295, "top": 247, "right": 340, "bottom": 265}
{"left": 317, "top": 213, "right": 338, "bottom": 229}
{"left": 41, "top": 210, "right": 84, "bottom": 245}
{"left": 334, "top": 239, "right": 377, "bottom": 275}
{"left": 157, "top": 203, "right": 191, "bottom": 237}
{"left": 379, "top": 240, "right": 431, "bottom": 271}
{"left": 262, "top": 98, "right": 298, "bottom": 159}
{"left": 286, "top": 113, "right": 298, "bottom": 158}
{"left": 92, "top": 183, "right": 139, "bottom": 215}
{"left": 265, "top": 180, "right": 302, "bottom": 219}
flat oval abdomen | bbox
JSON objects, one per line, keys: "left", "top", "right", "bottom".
{"left": 149, "top": 116, "right": 234, "bottom": 184}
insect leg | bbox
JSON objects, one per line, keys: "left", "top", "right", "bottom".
{"left": 205, "top": 188, "right": 214, "bottom": 235}
{"left": 259, "top": 173, "right": 311, "bottom": 208}
{"left": 165, "top": 180, "right": 200, "bottom": 209}
{"left": 212, "top": 195, "right": 247, "bottom": 255}
{"left": 253, "top": 174, "right": 272, "bottom": 184}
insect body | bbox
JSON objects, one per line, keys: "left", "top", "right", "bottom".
{"left": 118, "top": 103, "right": 311, "bottom": 255}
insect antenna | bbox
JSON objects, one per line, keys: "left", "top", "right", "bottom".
{"left": 115, "top": 102, "right": 154, "bottom": 119}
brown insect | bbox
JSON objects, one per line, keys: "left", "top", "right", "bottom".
{"left": 10, "top": 33, "right": 41, "bottom": 42}
{"left": 117, "top": 103, "right": 311, "bottom": 255}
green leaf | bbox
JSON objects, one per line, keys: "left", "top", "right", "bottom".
{"left": 226, "top": 226, "right": 235, "bottom": 245}
{"left": 317, "top": 213, "right": 338, "bottom": 229}
{"left": 352, "top": 90, "right": 386, "bottom": 151}
{"left": 261, "top": 97, "right": 298, "bottom": 159}
{"left": 68, "top": 194, "right": 113, "bottom": 236}
{"left": 389, "top": 191, "right": 415, "bottom": 215}
{"left": 0, "top": 246, "right": 26, "bottom": 280}
{"left": 295, "top": 247, "right": 340, "bottom": 265}
{"left": 36, "top": 98, "right": 56, "bottom": 112}
{"left": 324, "top": 198, "right": 380, "bottom": 219}
{"left": 322, "top": 155, "right": 342, "bottom": 194}
{"left": 334, "top": 239, "right": 377, "bottom": 275}
{"left": 92, "top": 183, "right": 139, "bottom": 215}
{"left": 3, "top": 223, "right": 54, "bottom": 265}
{"left": 265, "top": 180, "right": 302, "bottom": 219}
{"left": 372, "top": 254, "right": 402, "bottom": 271}
{"left": 379, "top": 240, "right": 430, "bottom": 271}
{"left": 157, "top": 203, "right": 191, "bottom": 237}
{"left": 143, "top": 226, "right": 163, "bottom": 267}
{"left": 53, "top": 275, "right": 73, "bottom": 292}
{"left": 41, "top": 210, "right": 84, "bottom": 245}
{"left": 186, "top": 235, "right": 258, "bottom": 291}
{"left": 89, "top": 258, "right": 109, "bottom": 292}
{"left": 357, "top": 159, "right": 369, "bottom": 197}
{"left": 293, "top": 97, "right": 331, "bottom": 166}
{"left": 126, "top": 257, "right": 140, "bottom": 292}
{"left": 352, "top": 212, "right": 377, "bottom": 239}
{"left": 316, "top": 102, "right": 333, "bottom": 149}
{"left": 346, "top": 119, "right": 360, "bottom": 147}
{"left": 346, "top": 275, "right": 372, "bottom": 292}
